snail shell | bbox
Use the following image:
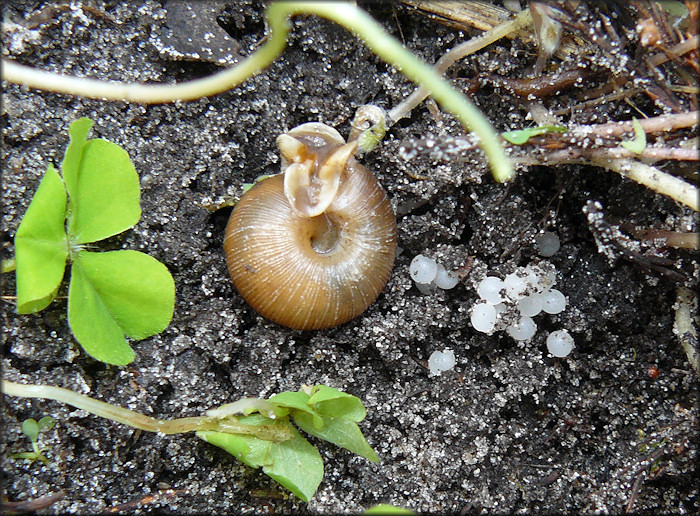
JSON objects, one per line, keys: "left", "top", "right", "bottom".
{"left": 224, "top": 122, "right": 397, "bottom": 330}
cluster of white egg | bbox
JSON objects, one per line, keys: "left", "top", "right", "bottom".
{"left": 410, "top": 255, "right": 575, "bottom": 368}
{"left": 409, "top": 254, "right": 460, "bottom": 293}
{"left": 470, "top": 263, "right": 574, "bottom": 355}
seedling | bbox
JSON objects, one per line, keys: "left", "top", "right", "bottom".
{"left": 10, "top": 416, "right": 55, "bottom": 465}
{"left": 502, "top": 125, "right": 568, "bottom": 145}
{"left": 13, "top": 118, "right": 175, "bottom": 365}
{"left": 3, "top": 380, "right": 377, "bottom": 502}
{"left": 620, "top": 118, "right": 647, "bottom": 154}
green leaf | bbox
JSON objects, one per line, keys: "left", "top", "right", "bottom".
{"left": 365, "top": 504, "right": 415, "bottom": 514}
{"left": 264, "top": 424, "right": 324, "bottom": 502}
{"left": 21, "top": 419, "right": 40, "bottom": 443}
{"left": 620, "top": 117, "right": 647, "bottom": 154}
{"left": 270, "top": 391, "right": 324, "bottom": 429}
{"left": 307, "top": 386, "right": 367, "bottom": 422}
{"left": 62, "top": 117, "right": 93, "bottom": 197}
{"left": 501, "top": 124, "right": 568, "bottom": 145}
{"left": 68, "top": 257, "right": 134, "bottom": 365}
{"left": 292, "top": 411, "right": 379, "bottom": 462}
{"left": 68, "top": 250, "right": 175, "bottom": 364}
{"left": 73, "top": 250, "right": 174, "bottom": 338}
{"left": 214, "top": 413, "right": 294, "bottom": 442}
{"left": 37, "top": 416, "right": 55, "bottom": 432}
{"left": 15, "top": 165, "right": 69, "bottom": 314}
{"left": 66, "top": 138, "right": 141, "bottom": 244}
{"left": 306, "top": 385, "right": 347, "bottom": 404}
{"left": 2, "top": 258, "right": 17, "bottom": 273}
{"left": 198, "top": 420, "right": 324, "bottom": 502}
{"left": 197, "top": 429, "right": 272, "bottom": 469}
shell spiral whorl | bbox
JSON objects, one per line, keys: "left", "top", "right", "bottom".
{"left": 224, "top": 122, "right": 397, "bottom": 330}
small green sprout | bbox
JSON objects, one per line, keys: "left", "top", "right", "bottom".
{"left": 10, "top": 416, "right": 55, "bottom": 465}
{"left": 501, "top": 124, "right": 568, "bottom": 145}
{"left": 13, "top": 118, "right": 175, "bottom": 365}
{"left": 3, "top": 380, "right": 377, "bottom": 502}
{"left": 620, "top": 117, "right": 647, "bottom": 154}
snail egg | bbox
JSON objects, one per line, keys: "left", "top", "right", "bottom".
{"left": 428, "top": 349, "right": 456, "bottom": 375}
{"left": 416, "top": 281, "right": 438, "bottom": 295}
{"left": 542, "top": 288, "right": 567, "bottom": 314}
{"left": 471, "top": 302, "right": 497, "bottom": 333}
{"left": 493, "top": 302, "right": 507, "bottom": 317}
{"left": 477, "top": 276, "right": 504, "bottom": 304}
{"left": 506, "top": 316, "right": 537, "bottom": 341}
{"left": 434, "top": 263, "right": 459, "bottom": 289}
{"left": 546, "top": 329, "right": 575, "bottom": 357}
{"left": 410, "top": 254, "right": 438, "bottom": 284}
{"left": 517, "top": 293, "right": 544, "bottom": 317}
{"left": 535, "top": 231, "right": 561, "bottom": 257}
{"left": 504, "top": 272, "right": 528, "bottom": 300}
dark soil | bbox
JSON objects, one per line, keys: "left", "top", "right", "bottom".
{"left": 2, "top": 1, "right": 698, "bottom": 513}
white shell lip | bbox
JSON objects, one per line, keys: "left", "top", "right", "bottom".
{"left": 286, "top": 122, "right": 345, "bottom": 146}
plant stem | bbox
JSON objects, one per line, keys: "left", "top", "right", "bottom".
{"left": 2, "top": 380, "right": 290, "bottom": 441}
{"left": 1, "top": 1, "right": 513, "bottom": 182}
{"left": 581, "top": 111, "right": 698, "bottom": 138}
{"left": 589, "top": 157, "right": 698, "bottom": 211}
{"left": 388, "top": 9, "right": 532, "bottom": 124}
{"left": 674, "top": 287, "right": 699, "bottom": 376}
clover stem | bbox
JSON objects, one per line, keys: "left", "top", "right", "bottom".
{"left": 2, "top": 380, "right": 288, "bottom": 440}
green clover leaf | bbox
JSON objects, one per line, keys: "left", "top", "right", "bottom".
{"left": 13, "top": 118, "right": 174, "bottom": 365}
{"left": 15, "top": 165, "right": 68, "bottom": 314}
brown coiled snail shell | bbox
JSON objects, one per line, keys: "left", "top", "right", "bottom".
{"left": 224, "top": 122, "right": 397, "bottom": 330}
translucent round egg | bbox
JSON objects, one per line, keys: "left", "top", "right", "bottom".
{"left": 428, "top": 349, "right": 456, "bottom": 375}
{"left": 410, "top": 254, "right": 437, "bottom": 284}
{"left": 506, "top": 316, "right": 537, "bottom": 341}
{"left": 517, "top": 293, "right": 544, "bottom": 317}
{"left": 504, "top": 272, "right": 528, "bottom": 300}
{"left": 542, "top": 289, "right": 567, "bottom": 314}
{"left": 477, "top": 276, "right": 504, "bottom": 304}
{"left": 535, "top": 231, "right": 561, "bottom": 257}
{"left": 546, "top": 329, "right": 575, "bottom": 357}
{"left": 434, "top": 264, "right": 459, "bottom": 289}
{"left": 493, "top": 302, "right": 507, "bottom": 317}
{"left": 471, "top": 302, "right": 497, "bottom": 333}
{"left": 415, "top": 281, "right": 437, "bottom": 295}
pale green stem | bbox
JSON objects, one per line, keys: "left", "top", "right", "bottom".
{"left": 1, "top": 1, "right": 512, "bottom": 181}
{"left": 1, "top": 10, "right": 288, "bottom": 104}
{"left": 388, "top": 9, "right": 532, "bottom": 124}
{"left": 2, "top": 380, "right": 290, "bottom": 441}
